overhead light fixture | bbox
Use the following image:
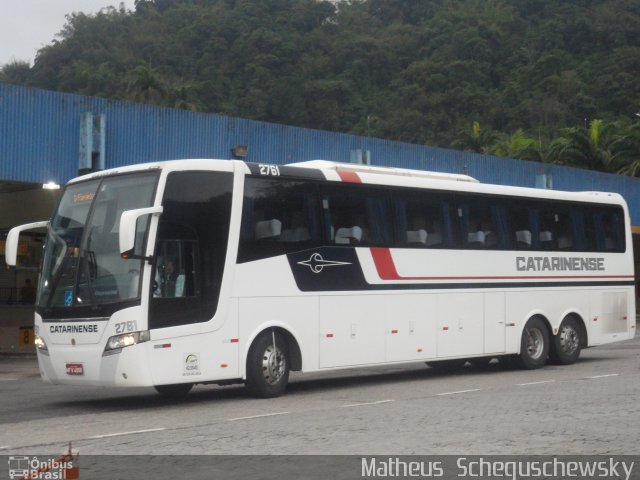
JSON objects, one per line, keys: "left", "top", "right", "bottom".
{"left": 232, "top": 145, "right": 248, "bottom": 158}
{"left": 42, "top": 182, "right": 60, "bottom": 190}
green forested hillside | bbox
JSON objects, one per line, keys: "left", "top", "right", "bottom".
{"left": 2, "top": 0, "right": 640, "bottom": 173}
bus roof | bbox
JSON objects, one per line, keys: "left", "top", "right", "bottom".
{"left": 67, "top": 158, "right": 626, "bottom": 208}
{"left": 289, "top": 160, "right": 479, "bottom": 183}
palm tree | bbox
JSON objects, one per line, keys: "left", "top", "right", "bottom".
{"left": 547, "top": 119, "right": 616, "bottom": 172}
{"left": 613, "top": 123, "right": 640, "bottom": 177}
{"left": 126, "top": 63, "right": 166, "bottom": 104}
{"left": 452, "top": 121, "right": 496, "bottom": 154}
{"left": 490, "top": 129, "right": 546, "bottom": 162}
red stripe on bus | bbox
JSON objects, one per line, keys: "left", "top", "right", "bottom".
{"left": 370, "top": 247, "right": 403, "bottom": 280}
{"left": 336, "top": 170, "right": 362, "bottom": 183}
{"left": 369, "top": 247, "right": 635, "bottom": 281}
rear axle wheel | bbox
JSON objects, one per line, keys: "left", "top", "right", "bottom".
{"left": 516, "top": 317, "right": 549, "bottom": 369}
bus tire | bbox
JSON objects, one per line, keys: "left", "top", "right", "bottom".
{"left": 245, "top": 331, "right": 290, "bottom": 398}
{"left": 516, "top": 317, "right": 549, "bottom": 369}
{"left": 549, "top": 316, "right": 582, "bottom": 365}
{"left": 154, "top": 383, "right": 193, "bottom": 397}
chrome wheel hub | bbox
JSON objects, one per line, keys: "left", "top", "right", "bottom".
{"left": 559, "top": 325, "right": 579, "bottom": 354}
{"left": 525, "top": 328, "right": 544, "bottom": 359}
{"left": 262, "top": 344, "right": 286, "bottom": 385}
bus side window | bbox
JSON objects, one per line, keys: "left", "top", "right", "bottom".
{"left": 457, "top": 196, "right": 510, "bottom": 250}
{"left": 605, "top": 210, "right": 625, "bottom": 252}
{"left": 322, "top": 186, "right": 392, "bottom": 246}
{"left": 238, "top": 178, "right": 321, "bottom": 262}
{"left": 509, "top": 204, "right": 533, "bottom": 250}
{"left": 539, "top": 209, "right": 557, "bottom": 250}
{"left": 592, "top": 207, "right": 625, "bottom": 252}
{"left": 393, "top": 191, "right": 456, "bottom": 248}
{"left": 556, "top": 215, "right": 573, "bottom": 250}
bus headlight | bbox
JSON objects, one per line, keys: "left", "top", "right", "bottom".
{"left": 34, "top": 335, "right": 49, "bottom": 355}
{"left": 103, "top": 331, "right": 150, "bottom": 355}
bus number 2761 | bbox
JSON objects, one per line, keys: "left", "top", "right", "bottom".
{"left": 259, "top": 164, "right": 280, "bottom": 176}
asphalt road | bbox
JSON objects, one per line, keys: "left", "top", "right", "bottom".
{"left": 1, "top": 331, "right": 638, "bottom": 457}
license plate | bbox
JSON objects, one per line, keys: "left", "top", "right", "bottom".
{"left": 65, "top": 363, "right": 84, "bottom": 375}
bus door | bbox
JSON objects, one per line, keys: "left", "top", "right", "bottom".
{"left": 147, "top": 170, "right": 234, "bottom": 385}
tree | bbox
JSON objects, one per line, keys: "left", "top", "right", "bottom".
{"left": 2, "top": 0, "right": 640, "bottom": 174}
{"left": 613, "top": 123, "right": 640, "bottom": 177}
{"left": 0, "top": 61, "right": 32, "bottom": 85}
{"left": 548, "top": 119, "right": 616, "bottom": 172}
{"left": 452, "top": 121, "right": 496, "bottom": 154}
{"left": 126, "top": 63, "right": 167, "bottom": 104}
{"left": 490, "top": 129, "right": 546, "bottom": 162}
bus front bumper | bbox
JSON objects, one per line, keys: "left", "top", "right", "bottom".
{"left": 37, "top": 343, "right": 154, "bottom": 387}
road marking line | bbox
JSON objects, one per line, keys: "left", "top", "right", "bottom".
{"left": 0, "top": 446, "right": 9, "bottom": 450}
{"left": 87, "top": 428, "right": 166, "bottom": 439}
{"left": 436, "top": 389, "right": 481, "bottom": 396}
{"left": 343, "top": 399, "right": 395, "bottom": 408}
{"left": 228, "top": 412, "right": 289, "bottom": 421}
{"left": 585, "top": 373, "right": 620, "bottom": 379}
{"left": 516, "top": 380, "right": 555, "bottom": 386}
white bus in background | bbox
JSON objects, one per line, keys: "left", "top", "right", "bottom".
{"left": 6, "top": 159, "right": 636, "bottom": 397}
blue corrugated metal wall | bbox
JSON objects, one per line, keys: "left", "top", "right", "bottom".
{"left": 3, "top": 81, "right": 640, "bottom": 224}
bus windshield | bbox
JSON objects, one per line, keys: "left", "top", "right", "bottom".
{"left": 37, "top": 172, "right": 159, "bottom": 309}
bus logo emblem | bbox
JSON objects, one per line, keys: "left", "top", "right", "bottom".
{"left": 297, "top": 253, "right": 351, "bottom": 274}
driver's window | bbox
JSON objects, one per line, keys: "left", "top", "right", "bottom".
{"left": 153, "top": 240, "right": 196, "bottom": 298}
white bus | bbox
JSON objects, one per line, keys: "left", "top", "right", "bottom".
{"left": 6, "top": 159, "right": 636, "bottom": 397}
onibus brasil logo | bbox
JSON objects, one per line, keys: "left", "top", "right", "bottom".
{"left": 8, "top": 455, "right": 75, "bottom": 480}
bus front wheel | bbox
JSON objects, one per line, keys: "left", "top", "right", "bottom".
{"left": 516, "top": 317, "right": 549, "bottom": 369}
{"left": 245, "top": 331, "right": 290, "bottom": 398}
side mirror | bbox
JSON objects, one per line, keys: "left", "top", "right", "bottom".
{"left": 119, "top": 206, "right": 163, "bottom": 258}
{"left": 5, "top": 221, "right": 50, "bottom": 267}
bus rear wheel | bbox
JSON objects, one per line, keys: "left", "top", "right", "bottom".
{"left": 154, "top": 383, "right": 193, "bottom": 397}
{"left": 516, "top": 317, "right": 549, "bottom": 369}
{"left": 550, "top": 316, "right": 582, "bottom": 365}
{"left": 245, "top": 331, "right": 290, "bottom": 398}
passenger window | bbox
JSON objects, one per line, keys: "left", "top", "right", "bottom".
{"left": 457, "top": 196, "right": 511, "bottom": 250}
{"left": 238, "top": 178, "right": 321, "bottom": 262}
{"left": 538, "top": 206, "right": 585, "bottom": 251}
{"left": 509, "top": 204, "right": 533, "bottom": 250}
{"left": 539, "top": 208, "right": 557, "bottom": 250}
{"left": 322, "top": 186, "right": 392, "bottom": 246}
{"left": 508, "top": 202, "right": 544, "bottom": 250}
{"left": 591, "top": 207, "right": 625, "bottom": 252}
{"left": 546, "top": 209, "right": 577, "bottom": 251}
{"left": 394, "top": 191, "right": 458, "bottom": 248}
